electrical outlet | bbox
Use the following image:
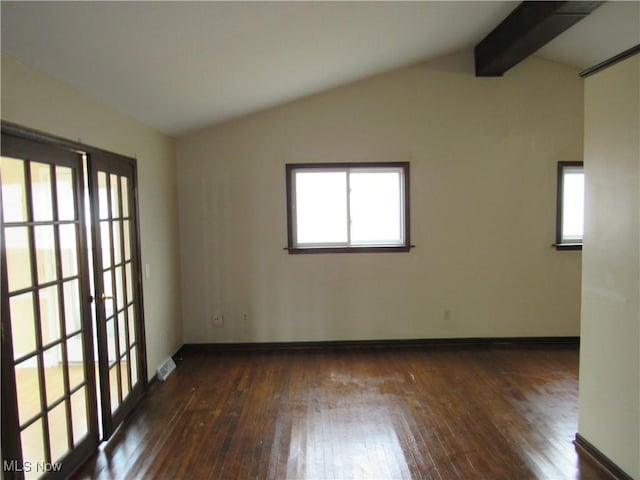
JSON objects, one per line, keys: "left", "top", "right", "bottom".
{"left": 242, "top": 311, "right": 249, "bottom": 323}
{"left": 443, "top": 309, "right": 451, "bottom": 321}
{"left": 212, "top": 313, "right": 224, "bottom": 327}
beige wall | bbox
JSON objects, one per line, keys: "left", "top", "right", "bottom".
{"left": 177, "top": 54, "right": 584, "bottom": 344}
{"left": 579, "top": 54, "right": 639, "bottom": 479}
{"left": 1, "top": 54, "right": 183, "bottom": 378}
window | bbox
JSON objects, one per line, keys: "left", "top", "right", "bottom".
{"left": 286, "top": 162, "right": 410, "bottom": 253}
{"left": 556, "top": 161, "right": 584, "bottom": 250}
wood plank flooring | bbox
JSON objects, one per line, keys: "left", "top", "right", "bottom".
{"left": 73, "top": 344, "right": 610, "bottom": 479}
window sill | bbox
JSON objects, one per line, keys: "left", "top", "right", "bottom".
{"left": 553, "top": 242, "right": 582, "bottom": 251}
{"left": 286, "top": 245, "right": 413, "bottom": 254}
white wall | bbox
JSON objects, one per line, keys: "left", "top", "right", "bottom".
{"left": 177, "top": 54, "right": 584, "bottom": 344}
{"left": 1, "top": 54, "right": 183, "bottom": 377}
{"left": 579, "top": 54, "right": 639, "bottom": 479}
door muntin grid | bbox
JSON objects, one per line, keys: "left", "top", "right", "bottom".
{"left": 98, "top": 172, "right": 138, "bottom": 413}
{"left": 1, "top": 140, "right": 98, "bottom": 476}
{"left": 90, "top": 154, "right": 144, "bottom": 438}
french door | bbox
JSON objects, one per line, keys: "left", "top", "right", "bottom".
{"left": 1, "top": 130, "right": 146, "bottom": 478}
{"left": 88, "top": 151, "right": 145, "bottom": 439}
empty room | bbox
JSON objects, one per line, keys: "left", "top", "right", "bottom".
{"left": 1, "top": 1, "right": 638, "bottom": 479}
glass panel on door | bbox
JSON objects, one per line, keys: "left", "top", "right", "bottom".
{"left": 89, "top": 152, "right": 144, "bottom": 439}
{"left": 2, "top": 132, "right": 146, "bottom": 478}
{"left": 1, "top": 141, "right": 99, "bottom": 479}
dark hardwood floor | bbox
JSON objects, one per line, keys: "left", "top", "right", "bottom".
{"left": 74, "top": 344, "right": 610, "bottom": 479}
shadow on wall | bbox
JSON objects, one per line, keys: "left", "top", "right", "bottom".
{"left": 417, "top": 50, "right": 475, "bottom": 76}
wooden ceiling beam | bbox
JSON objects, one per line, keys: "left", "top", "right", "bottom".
{"left": 475, "top": 1, "right": 604, "bottom": 77}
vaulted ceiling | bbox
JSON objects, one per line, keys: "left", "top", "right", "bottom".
{"left": 2, "top": 1, "right": 638, "bottom": 136}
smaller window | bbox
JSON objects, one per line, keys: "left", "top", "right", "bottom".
{"left": 286, "top": 162, "right": 410, "bottom": 254}
{"left": 556, "top": 161, "right": 584, "bottom": 250}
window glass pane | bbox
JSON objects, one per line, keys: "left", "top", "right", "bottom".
{"left": 121, "top": 356, "right": 130, "bottom": 399}
{"left": 98, "top": 172, "right": 109, "bottom": 219}
{"left": 5, "top": 226, "right": 33, "bottom": 292}
{"left": 48, "top": 401, "right": 70, "bottom": 462}
{"left": 110, "top": 174, "right": 120, "bottom": 218}
{"left": 31, "top": 162, "right": 53, "bottom": 221}
{"left": 350, "top": 170, "right": 403, "bottom": 245}
{"left": 40, "top": 285, "right": 61, "bottom": 345}
{"left": 118, "top": 313, "right": 127, "bottom": 356}
{"left": 110, "top": 364, "right": 120, "bottom": 413}
{"left": 70, "top": 386, "right": 89, "bottom": 446}
{"left": 63, "top": 280, "right": 82, "bottom": 336}
{"left": 21, "top": 418, "right": 47, "bottom": 466}
{"left": 121, "top": 177, "right": 130, "bottom": 218}
{"left": 56, "top": 166, "right": 76, "bottom": 221}
{"left": 1, "top": 156, "right": 28, "bottom": 222}
{"left": 295, "top": 171, "right": 348, "bottom": 244}
{"left": 106, "top": 317, "right": 117, "bottom": 364}
{"left": 67, "top": 334, "right": 86, "bottom": 389}
{"left": 562, "top": 169, "right": 584, "bottom": 241}
{"left": 125, "top": 262, "right": 133, "bottom": 304}
{"left": 35, "top": 225, "right": 58, "bottom": 284}
{"left": 115, "top": 266, "right": 124, "bottom": 310}
{"left": 59, "top": 224, "right": 78, "bottom": 278}
{"left": 128, "top": 305, "right": 136, "bottom": 347}
{"left": 101, "top": 221, "right": 111, "bottom": 269}
{"left": 113, "top": 220, "right": 122, "bottom": 265}
{"left": 130, "top": 347, "right": 138, "bottom": 386}
{"left": 104, "top": 271, "right": 114, "bottom": 319}
{"left": 15, "top": 358, "right": 41, "bottom": 426}
{"left": 43, "top": 343, "right": 64, "bottom": 405}
{"left": 10, "top": 293, "right": 37, "bottom": 360}
{"left": 123, "top": 220, "right": 132, "bottom": 260}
